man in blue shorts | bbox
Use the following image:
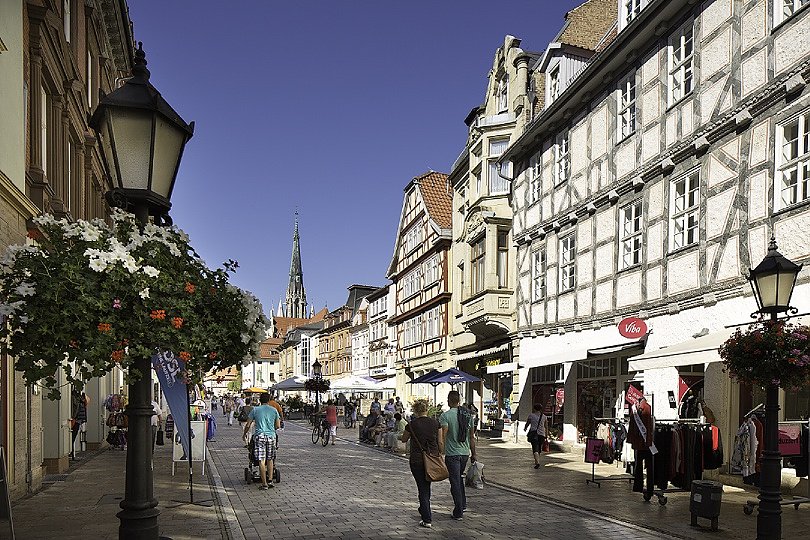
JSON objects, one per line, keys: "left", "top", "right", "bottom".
{"left": 243, "top": 392, "right": 280, "bottom": 490}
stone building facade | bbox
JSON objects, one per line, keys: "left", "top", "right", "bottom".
{"left": 316, "top": 285, "right": 376, "bottom": 380}
{"left": 365, "top": 285, "right": 396, "bottom": 382}
{"left": 0, "top": 0, "right": 134, "bottom": 498}
{"left": 502, "top": 0, "right": 810, "bottom": 475}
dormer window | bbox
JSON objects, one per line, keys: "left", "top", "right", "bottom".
{"left": 619, "top": 0, "right": 648, "bottom": 31}
{"left": 549, "top": 66, "right": 560, "bottom": 103}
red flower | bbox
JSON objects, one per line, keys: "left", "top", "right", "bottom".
{"left": 171, "top": 317, "right": 184, "bottom": 329}
{"left": 150, "top": 310, "right": 166, "bottom": 320}
{"left": 184, "top": 282, "right": 196, "bottom": 294}
{"left": 97, "top": 323, "right": 112, "bottom": 333}
{"left": 179, "top": 351, "right": 191, "bottom": 361}
{"left": 111, "top": 350, "right": 124, "bottom": 363}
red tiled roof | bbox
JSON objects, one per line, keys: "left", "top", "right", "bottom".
{"left": 416, "top": 171, "right": 452, "bottom": 229}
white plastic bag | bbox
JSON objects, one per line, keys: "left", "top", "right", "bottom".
{"left": 465, "top": 460, "right": 484, "bottom": 490}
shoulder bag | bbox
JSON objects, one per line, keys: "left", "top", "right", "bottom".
{"left": 411, "top": 421, "right": 449, "bottom": 482}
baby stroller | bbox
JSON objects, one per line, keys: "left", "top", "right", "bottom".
{"left": 244, "top": 433, "right": 281, "bottom": 484}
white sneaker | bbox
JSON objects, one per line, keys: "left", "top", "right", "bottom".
{"left": 419, "top": 521, "right": 432, "bottom": 528}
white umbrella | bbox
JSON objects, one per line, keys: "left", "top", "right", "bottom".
{"left": 329, "top": 374, "right": 381, "bottom": 391}
{"left": 376, "top": 377, "right": 396, "bottom": 390}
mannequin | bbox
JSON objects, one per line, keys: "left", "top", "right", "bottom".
{"left": 627, "top": 397, "right": 654, "bottom": 495}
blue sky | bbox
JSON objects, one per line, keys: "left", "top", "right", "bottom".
{"left": 127, "top": 0, "right": 583, "bottom": 315}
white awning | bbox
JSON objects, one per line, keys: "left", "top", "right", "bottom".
{"left": 627, "top": 328, "right": 735, "bottom": 371}
{"left": 486, "top": 362, "right": 520, "bottom": 374}
{"left": 454, "top": 342, "right": 510, "bottom": 362}
{"left": 522, "top": 348, "right": 589, "bottom": 369}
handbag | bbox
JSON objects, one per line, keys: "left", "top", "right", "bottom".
{"left": 410, "top": 423, "right": 449, "bottom": 482}
{"left": 156, "top": 429, "right": 165, "bottom": 446}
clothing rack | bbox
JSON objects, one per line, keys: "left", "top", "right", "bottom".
{"left": 743, "top": 419, "right": 810, "bottom": 515}
{"left": 645, "top": 420, "right": 713, "bottom": 505}
{"left": 586, "top": 417, "right": 633, "bottom": 487}
{"left": 744, "top": 403, "right": 764, "bottom": 419}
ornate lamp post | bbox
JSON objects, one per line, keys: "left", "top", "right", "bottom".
{"left": 89, "top": 42, "right": 194, "bottom": 540}
{"left": 747, "top": 236, "right": 802, "bottom": 540}
{"left": 312, "top": 359, "right": 323, "bottom": 413}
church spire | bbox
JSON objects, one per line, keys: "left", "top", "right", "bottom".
{"left": 285, "top": 211, "right": 308, "bottom": 318}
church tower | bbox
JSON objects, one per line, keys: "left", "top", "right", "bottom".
{"left": 284, "top": 212, "right": 308, "bottom": 318}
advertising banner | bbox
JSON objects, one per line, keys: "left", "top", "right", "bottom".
{"left": 626, "top": 384, "right": 644, "bottom": 406}
{"left": 152, "top": 351, "right": 191, "bottom": 456}
{"left": 778, "top": 423, "right": 803, "bottom": 457}
{"left": 585, "top": 437, "right": 604, "bottom": 464}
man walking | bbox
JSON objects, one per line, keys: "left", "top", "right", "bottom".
{"left": 243, "top": 392, "right": 281, "bottom": 490}
{"left": 439, "top": 390, "right": 476, "bottom": 520}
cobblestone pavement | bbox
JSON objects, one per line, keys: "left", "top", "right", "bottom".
{"left": 11, "top": 440, "right": 224, "bottom": 539}
{"left": 208, "top": 421, "right": 664, "bottom": 540}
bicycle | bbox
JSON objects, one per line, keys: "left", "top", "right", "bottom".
{"left": 311, "top": 416, "right": 330, "bottom": 446}
{"left": 343, "top": 411, "right": 355, "bottom": 429}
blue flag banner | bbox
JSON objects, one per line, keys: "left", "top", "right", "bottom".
{"left": 152, "top": 351, "right": 191, "bottom": 456}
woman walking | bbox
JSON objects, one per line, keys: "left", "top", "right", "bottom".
{"left": 325, "top": 399, "right": 338, "bottom": 445}
{"left": 400, "top": 399, "right": 440, "bottom": 528}
{"left": 523, "top": 403, "right": 549, "bottom": 469}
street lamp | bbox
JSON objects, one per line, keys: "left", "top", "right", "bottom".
{"left": 747, "top": 235, "right": 803, "bottom": 540}
{"left": 89, "top": 42, "right": 194, "bottom": 540}
{"left": 312, "top": 359, "right": 322, "bottom": 413}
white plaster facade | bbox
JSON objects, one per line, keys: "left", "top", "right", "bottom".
{"left": 503, "top": 0, "right": 810, "bottom": 465}
{"left": 350, "top": 298, "right": 370, "bottom": 377}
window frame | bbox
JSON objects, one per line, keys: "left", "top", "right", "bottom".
{"left": 559, "top": 235, "right": 576, "bottom": 293}
{"left": 496, "top": 230, "right": 509, "bottom": 289}
{"left": 488, "top": 138, "right": 510, "bottom": 195}
{"left": 668, "top": 21, "right": 695, "bottom": 106}
{"left": 531, "top": 249, "right": 546, "bottom": 302}
{"left": 776, "top": 111, "right": 810, "bottom": 209}
{"left": 424, "top": 307, "right": 440, "bottom": 340}
{"left": 554, "top": 131, "right": 570, "bottom": 186}
{"left": 423, "top": 255, "right": 440, "bottom": 286}
{"left": 618, "top": 71, "right": 637, "bottom": 140}
{"left": 548, "top": 65, "right": 560, "bottom": 104}
{"left": 775, "top": 0, "right": 810, "bottom": 27}
{"left": 470, "top": 237, "right": 486, "bottom": 294}
{"left": 403, "top": 267, "right": 421, "bottom": 298}
{"left": 529, "top": 152, "right": 541, "bottom": 203}
{"left": 669, "top": 170, "right": 701, "bottom": 251}
{"left": 404, "top": 224, "right": 423, "bottom": 254}
{"left": 619, "top": 199, "right": 643, "bottom": 269}
{"left": 622, "top": 0, "right": 643, "bottom": 28}
{"left": 497, "top": 74, "right": 509, "bottom": 112}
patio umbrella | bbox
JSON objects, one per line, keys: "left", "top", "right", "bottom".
{"left": 407, "top": 369, "right": 443, "bottom": 404}
{"left": 272, "top": 376, "right": 308, "bottom": 391}
{"left": 329, "top": 374, "right": 381, "bottom": 392}
{"left": 427, "top": 367, "right": 480, "bottom": 385}
{"left": 242, "top": 386, "right": 267, "bottom": 393}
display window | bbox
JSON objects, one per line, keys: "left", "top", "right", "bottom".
{"left": 530, "top": 363, "right": 565, "bottom": 440}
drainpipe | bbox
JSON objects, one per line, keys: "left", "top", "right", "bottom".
{"left": 25, "top": 384, "right": 33, "bottom": 494}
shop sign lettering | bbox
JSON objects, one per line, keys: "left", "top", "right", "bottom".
{"left": 618, "top": 317, "right": 647, "bottom": 339}
{"left": 779, "top": 423, "right": 802, "bottom": 457}
{"left": 626, "top": 384, "right": 644, "bottom": 405}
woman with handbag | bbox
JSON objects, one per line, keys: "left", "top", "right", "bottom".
{"left": 400, "top": 399, "right": 441, "bottom": 529}
{"left": 523, "top": 403, "right": 548, "bottom": 469}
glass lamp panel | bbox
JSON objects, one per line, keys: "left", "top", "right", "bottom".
{"left": 776, "top": 270, "right": 797, "bottom": 307}
{"left": 97, "top": 114, "right": 119, "bottom": 189}
{"left": 150, "top": 116, "right": 186, "bottom": 199}
{"left": 755, "top": 272, "right": 778, "bottom": 308}
{"left": 109, "top": 108, "right": 153, "bottom": 190}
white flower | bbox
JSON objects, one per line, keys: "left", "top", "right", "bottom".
{"left": 142, "top": 265, "right": 160, "bottom": 278}
{"left": 0, "top": 301, "right": 25, "bottom": 317}
{"left": 19, "top": 315, "right": 28, "bottom": 324}
{"left": 14, "top": 282, "right": 35, "bottom": 297}
{"left": 139, "top": 288, "right": 150, "bottom": 299}
{"left": 88, "top": 258, "right": 108, "bottom": 272}
{"left": 79, "top": 224, "right": 101, "bottom": 242}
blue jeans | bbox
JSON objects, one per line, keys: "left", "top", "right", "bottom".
{"left": 445, "top": 454, "right": 468, "bottom": 517}
{"left": 409, "top": 462, "right": 432, "bottom": 523}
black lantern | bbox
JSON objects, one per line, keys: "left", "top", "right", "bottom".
{"left": 746, "top": 235, "right": 802, "bottom": 540}
{"left": 89, "top": 42, "right": 193, "bottom": 540}
{"left": 312, "top": 359, "right": 322, "bottom": 378}
{"left": 89, "top": 42, "right": 194, "bottom": 219}
{"left": 748, "top": 236, "right": 802, "bottom": 315}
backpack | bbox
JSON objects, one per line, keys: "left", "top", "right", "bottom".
{"left": 237, "top": 407, "right": 249, "bottom": 423}
{"left": 457, "top": 407, "right": 471, "bottom": 443}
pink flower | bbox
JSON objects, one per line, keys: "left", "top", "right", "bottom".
{"left": 113, "top": 298, "right": 121, "bottom": 309}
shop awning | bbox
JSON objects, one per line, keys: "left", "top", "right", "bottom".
{"left": 453, "top": 342, "right": 510, "bottom": 362}
{"left": 627, "top": 328, "right": 736, "bottom": 371}
{"left": 486, "top": 361, "right": 520, "bottom": 374}
{"left": 522, "top": 339, "right": 643, "bottom": 369}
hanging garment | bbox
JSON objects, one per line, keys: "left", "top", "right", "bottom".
{"left": 653, "top": 427, "right": 673, "bottom": 490}
{"left": 751, "top": 417, "right": 763, "bottom": 474}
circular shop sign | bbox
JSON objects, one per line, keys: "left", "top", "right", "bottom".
{"left": 618, "top": 317, "right": 647, "bottom": 339}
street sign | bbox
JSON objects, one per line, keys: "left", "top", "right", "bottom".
{"left": 618, "top": 317, "right": 647, "bottom": 339}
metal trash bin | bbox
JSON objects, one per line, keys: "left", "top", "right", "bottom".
{"left": 690, "top": 480, "right": 723, "bottom": 531}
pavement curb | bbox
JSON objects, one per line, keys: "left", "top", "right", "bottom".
{"left": 206, "top": 447, "right": 246, "bottom": 540}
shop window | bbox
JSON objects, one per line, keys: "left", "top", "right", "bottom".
{"left": 784, "top": 386, "right": 810, "bottom": 419}
{"left": 531, "top": 363, "right": 564, "bottom": 383}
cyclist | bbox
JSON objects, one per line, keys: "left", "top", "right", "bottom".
{"left": 324, "top": 399, "right": 337, "bottom": 446}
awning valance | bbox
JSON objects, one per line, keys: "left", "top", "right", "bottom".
{"left": 627, "top": 328, "right": 735, "bottom": 371}
{"left": 453, "top": 342, "right": 510, "bottom": 362}
{"left": 522, "top": 339, "right": 643, "bottom": 369}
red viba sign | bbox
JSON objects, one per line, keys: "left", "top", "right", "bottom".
{"left": 618, "top": 317, "right": 647, "bottom": 339}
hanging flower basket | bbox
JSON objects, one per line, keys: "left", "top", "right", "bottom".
{"left": 0, "top": 211, "right": 267, "bottom": 399}
{"left": 718, "top": 320, "right": 810, "bottom": 389}
{"left": 305, "top": 378, "right": 330, "bottom": 392}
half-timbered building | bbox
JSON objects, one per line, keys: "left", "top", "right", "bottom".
{"left": 503, "top": 0, "right": 810, "bottom": 463}
{"left": 388, "top": 172, "right": 453, "bottom": 402}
